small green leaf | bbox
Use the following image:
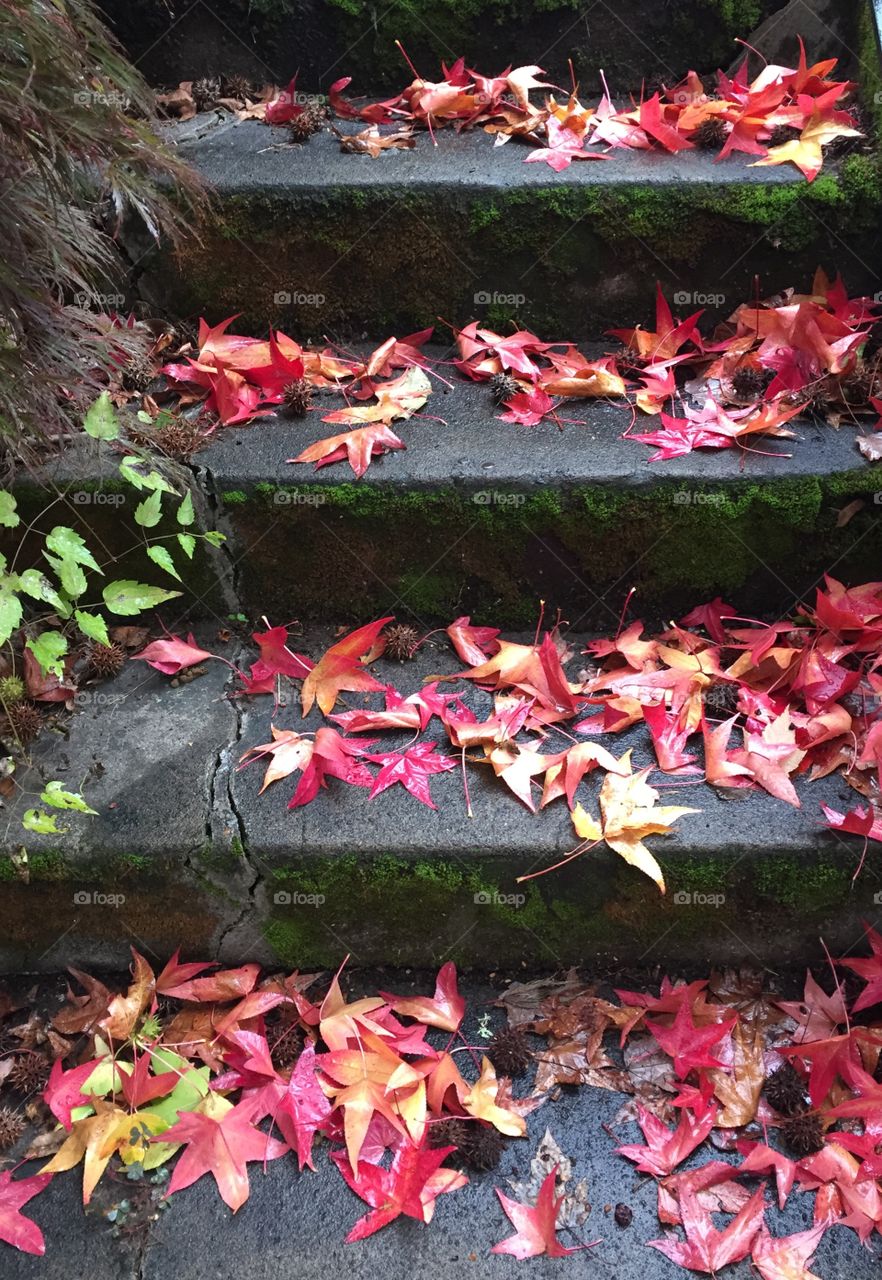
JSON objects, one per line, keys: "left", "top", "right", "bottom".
{"left": 119, "top": 457, "right": 177, "bottom": 496}
{"left": 75, "top": 610, "right": 111, "bottom": 647}
{"left": 103, "top": 580, "right": 180, "bottom": 616}
{"left": 204, "top": 530, "right": 226, "bottom": 548}
{"left": 0, "top": 490, "right": 19, "bottom": 529}
{"left": 41, "top": 781, "right": 98, "bottom": 814}
{"left": 135, "top": 489, "right": 163, "bottom": 529}
{"left": 0, "top": 592, "right": 22, "bottom": 647}
{"left": 147, "top": 545, "right": 182, "bottom": 581}
{"left": 176, "top": 533, "right": 196, "bottom": 559}
{"left": 176, "top": 492, "right": 195, "bottom": 527}
{"left": 44, "top": 552, "right": 85, "bottom": 601}
{"left": 23, "top": 809, "right": 64, "bottom": 834}
{"left": 83, "top": 391, "right": 120, "bottom": 441}
{"left": 45, "top": 527, "right": 102, "bottom": 573}
{"left": 26, "top": 632, "right": 68, "bottom": 677}
{"left": 18, "top": 568, "right": 68, "bottom": 614}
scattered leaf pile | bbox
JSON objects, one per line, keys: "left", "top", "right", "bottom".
{"left": 256, "top": 40, "right": 862, "bottom": 181}
{"left": 0, "top": 954, "right": 541, "bottom": 1254}
{"left": 138, "top": 574, "right": 882, "bottom": 892}
{"left": 160, "top": 270, "right": 882, "bottom": 467}
{"left": 500, "top": 954, "right": 882, "bottom": 1273}
{"left": 8, "top": 949, "right": 882, "bottom": 1266}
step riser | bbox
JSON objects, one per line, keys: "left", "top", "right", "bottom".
{"left": 98, "top": 0, "right": 795, "bottom": 96}
{"left": 213, "top": 475, "right": 882, "bottom": 627}
{"left": 2, "top": 850, "right": 876, "bottom": 972}
{"left": 141, "top": 160, "right": 882, "bottom": 341}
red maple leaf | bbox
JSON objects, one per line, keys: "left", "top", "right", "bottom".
{"left": 645, "top": 999, "right": 737, "bottom": 1077}
{"left": 382, "top": 961, "right": 465, "bottom": 1032}
{"left": 133, "top": 633, "right": 215, "bottom": 676}
{"left": 616, "top": 1103, "right": 717, "bottom": 1177}
{"left": 221, "top": 1035, "right": 332, "bottom": 1170}
{"left": 301, "top": 618, "right": 391, "bottom": 716}
{"left": 751, "top": 1223, "right": 826, "bottom": 1280}
{"left": 162, "top": 1097, "right": 288, "bottom": 1212}
{"left": 648, "top": 1186, "right": 766, "bottom": 1273}
{"left": 43, "top": 1057, "right": 104, "bottom": 1129}
{"left": 0, "top": 1170, "right": 51, "bottom": 1256}
{"left": 776, "top": 970, "right": 847, "bottom": 1041}
{"left": 365, "top": 741, "right": 456, "bottom": 808}
{"left": 837, "top": 923, "right": 882, "bottom": 1011}
{"left": 491, "top": 1168, "right": 597, "bottom": 1259}
{"left": 331, "top": 1138, "right": 467, "bottom": 1241}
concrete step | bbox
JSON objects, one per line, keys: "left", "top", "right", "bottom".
{"left": 98, "top": 0, "right": 799, "bottom": 97}
{"left": 2, "top": 972, "right": 878, "bottom": 1280}
{"left": 0, "top": 626, "right": 876, "bottom": 973}
{"left": 135, "top": 113, "right": 882, "bottom": 340}
{"left": 11, "top": 363, "right": 881, "bottom": 628}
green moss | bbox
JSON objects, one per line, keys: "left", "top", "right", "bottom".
{"left": 223, "top": 465, "right": 882, "bottom": 625}
{"left": 753, "top": 857, "right": 853, "bottom": 912}
{"left": 221, "top": 490, "right": 248, "bottom": 505}
{"left": 859, "top": 0, "right": 882, "bottom": 139}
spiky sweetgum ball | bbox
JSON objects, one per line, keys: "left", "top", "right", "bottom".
{"left": 0, "top": 675, "right": 25, "bottom": 706}
{"left": 764, "top": 1061, "right": 806, "bottom": 1116}
{"left": 282, "top": 378, "right": 313, "bottom": 417}
{"left": 693, "top": 117, "right": 727, "bottom": 150}
{"left": 87, "top": 641, "right": 126, "bottom": 679}
{"left": 781, "top": 1111, "right": 824, "bottom": 1158}
{"left": 459, "top": 1123, "right": 506, "bottom": 1172}
{"left": 0, "top": 1106, "right": 25, "bottom": 1151}
{"left": 731, "top": 365, "right": 771, "bottom": 400}
{"left": 488, "top": 1026, "right": 533, "bottom": 1077}
{"left": 383, "top": 623, "right": 421, "bottom": 662}
{"left": 5, "top": 701, "right": 42, "bottom": 745}
{"left": 489, "top": 371, "right": 521, "bottom": 402}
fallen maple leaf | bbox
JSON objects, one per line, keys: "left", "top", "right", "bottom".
{"left": 332, "top": 1139, "right": 467, "bottom": 1240}
{"left": 301, "top": 618, "right": 391, "bottom": 716}
{"left": 752, "top": 112, "right": 861, "bottom": 181}
{"left": 365, "top": 740, "right": 456, "bottom": 808}
{"left": 616, "top": 1103, "right": 717, "bottom": 1178}
{"left": 751, "top": 1223, "right": 826, "bottom": 1280}
{"left": 649, "top": 1187, "right": 766, "bottom": 1273}
{"left": 0, "top": 1170, "right": 51, "bottom": 1255}
{"left": 133, "top": 633, "right": 215, "bottom": 675}
{"left": 383, "top": 961, "right": 465, "bottom": 1032}
{"left": 290, "top": 421, "right": 406, "bottom": 478}
{"left": 492, "top": 1168, "right": 595, "bottom": 1258}
{"left": 570, "top": 755, "right": 699, "bottom": 892}
{"left": 161, "top": 1093, "right": 288, "bottom": 1212}
{"left": 337, "top": 124, "right": 416, "bottom": 156}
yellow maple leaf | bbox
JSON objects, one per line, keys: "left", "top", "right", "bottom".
{"left": 751, "top": 114, "right": 861, "bottom": 182}
{"left": 571, "top": 755, "right": 699, "bottom": 893}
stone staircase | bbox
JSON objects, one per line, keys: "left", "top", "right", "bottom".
{"left": 3, "top": 0, "right": 882, "bottom": 973}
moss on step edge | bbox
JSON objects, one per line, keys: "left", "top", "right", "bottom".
{"left": 221, "top": 468, "right": 882, "bottom": 624}
{"left": 260, "top": 849, "right": 862, "bottom": 968}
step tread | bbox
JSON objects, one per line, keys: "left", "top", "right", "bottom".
{"left": 4, "top": 627, "right": 858, "bottom": 868}
{"left": 4, "top": 978, "right": 878, "bottom": 1280}
{"left": 170, "top": 112, "right": 820, "bottom": 194}
{"left": 199, "top": 350, "right": 873, "bottom": 491}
